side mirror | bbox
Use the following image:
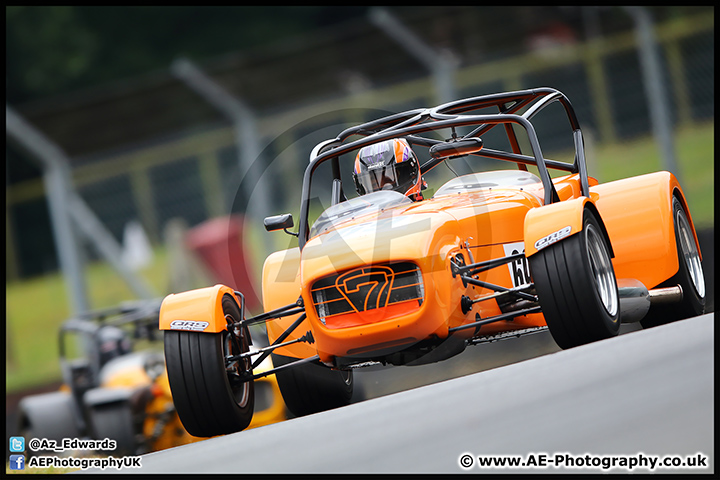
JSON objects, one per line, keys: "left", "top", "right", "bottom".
{"left": 264, "top": 214, "right": 294, "bottom": 232}
{"left": 429, "top": 137, "right": 483, "bottom": 159}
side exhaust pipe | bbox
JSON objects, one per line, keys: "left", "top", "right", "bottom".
{"left": 617, "top": 279, "right": 683, "bottom": 324}
{"left": 648, "top": 286, "right": 685, "bottom": 304}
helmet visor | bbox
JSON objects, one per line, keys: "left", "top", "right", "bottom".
{"left": 355, "top": 160, "right": 418, "bottom": 195}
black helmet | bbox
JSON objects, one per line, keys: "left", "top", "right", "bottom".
{"left": 97, "top": 326, "right": 132, "bottom": 366}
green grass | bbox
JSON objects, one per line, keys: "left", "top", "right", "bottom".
{"left": 6, "top": 461, "right": 79, "bottom": 475}
{"left": 5, "top": 122, "right": 713, "bottom": 393}
{"left": 592, "top": 121, "right": 714, "bottom": 229}
{"left": 6, "top": 220, "right": 270, "bottom": 393}
{"left": 6, "top": 248, "right": 169, "bottom": 392}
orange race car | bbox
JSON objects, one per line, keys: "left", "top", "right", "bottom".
{"left": 159, "top": 87, "right": 705, "bottom": 438}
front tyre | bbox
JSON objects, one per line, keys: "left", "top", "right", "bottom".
{"left": 164, "top": 295, "right": 254, "bottom": 437}
{"left": 271, "top": 353, "right": 353, "bottom": 417}
{"left": 530, "top": 208, "right": 620, "bottom": 349}
{"left": 641, "top": 196, "right": 705, "bottom": 328}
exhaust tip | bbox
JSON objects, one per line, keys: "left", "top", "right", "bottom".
{"left": 617, "top": 280, "right": 684, "bottom": 324}
{"left": 648, "top": 285, "right": 683, "bottom": 305}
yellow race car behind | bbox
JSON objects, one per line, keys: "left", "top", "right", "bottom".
{"left": 17, "top": 301, "right": 285, "bottom": 456}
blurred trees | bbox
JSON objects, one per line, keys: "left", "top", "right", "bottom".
{"left": 6, "top": 6, "right": 368, "bottom": 105}
{"left": 7, "top": 6, "right": 707, "bottom": 106}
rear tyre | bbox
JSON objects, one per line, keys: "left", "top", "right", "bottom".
{"left": 530, "top": 208, "right": 620, "bottom": 349}
{"left": 87, "top": 402, "right": 137, "bottom": 455}
{"left": 641, "top": 196, "right": 705, "bottom": 328}
{"left": 271, "top": 353, "right": 353, "bottom": 417}
{"left": 164, "top": 295, "right": 254, "bottom": 437}
{"left": 18, "top": 392, "right": 82, "bottom": 457}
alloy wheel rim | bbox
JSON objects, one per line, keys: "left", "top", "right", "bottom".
{"left": 341, "top": 370, "right": 352, "bottom": 386}
{"left": 225, "top": 329, "right": 251, "bottom": 408}
{"left": 586, "top": 224, "right": 619, "bottom": 317}
{"left": 676, "top": 209, "right": 705, "bottom": 298}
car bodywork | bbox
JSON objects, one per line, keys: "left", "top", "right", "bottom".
{"left": 262, "top": 171, "right": 692, "bottom": 366}
{"left": 159, "top": 87, "right": 704, "bottom": 436}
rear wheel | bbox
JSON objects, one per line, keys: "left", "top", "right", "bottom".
{"left": 18, "top": 392, "right": 82, "bottom": 457}
{"left": 530, "top": 208, "right": 620, "bottom": 349}
{"left": 641, "top": 196, "right": 705, "bottom": 328}
{"left": 164, "top": 295, "right": 254, "bottom": 437}
{"left": 271, "top": 353, "right": 353, "bottom": 417}
{"left": 87, "top": 402, "right": 137, "bottom": 455}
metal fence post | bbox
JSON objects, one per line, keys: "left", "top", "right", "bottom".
{"left": 171, "top": 58, "right": 271, "bottom": 230}
{"left": 582, "top": 7, "right": 616, "bottom": 144}
{"left": 6, "top": 106, "right": 89, "bottom": 314}
{"left": 624, "top": 7, "right": 680, "bottom": 181}
{"left": 66, "top": 192, "right": 157, "bottom": 299}
{"left": 369, "top": 7, "right": 458, "bottom": 104}
{"left": 6, "top": 106, "right": 157, "bottom": 310}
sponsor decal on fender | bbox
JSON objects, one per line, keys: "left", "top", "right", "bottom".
{"left": 534, "top": 226, "right": 572, "bottom": 251}
{"left": 170, "top": 320, "right": 210, "bottom": 331}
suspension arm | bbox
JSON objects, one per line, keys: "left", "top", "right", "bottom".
{"left": 448, "top": 306, "right": 542, "bottom": 334}
{"left": 250, "top": 313, "right": 308, "bottom": 370}
{"left": 237, "top": 355, "right": 322, "bottom": 382}
{"left": 451, "top": 252, "right": 526, "bottom": 278}
{"left": 461, "top": 276, "right": 537, "bottom": 302}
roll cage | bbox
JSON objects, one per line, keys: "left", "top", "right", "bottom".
{"left": 59, "top": 300, "right": 163, "bottom": 385}
{"left": 297, "top": 87, "right": 589, "bottom": 249}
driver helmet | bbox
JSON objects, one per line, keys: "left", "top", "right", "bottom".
{"left": 352, "top": 138, "right": 424, "bottom": 200}
{"left": 97, "top": 326, "right": 132, "bottom": 366}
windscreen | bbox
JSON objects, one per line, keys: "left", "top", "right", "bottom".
{"left": 310, "top": 190, "right": 412, "bottom": 238}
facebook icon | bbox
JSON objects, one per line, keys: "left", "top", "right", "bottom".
{"left": 9, "top": 454, "right": 25, "bottom": 470}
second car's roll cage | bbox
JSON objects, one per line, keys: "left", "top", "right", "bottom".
{"left": 297, "top": 87, "right": 590, "bottom": 249}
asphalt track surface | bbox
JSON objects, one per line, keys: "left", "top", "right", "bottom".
{"left": 89, "top": 313, "right": 714, "bottom": 474}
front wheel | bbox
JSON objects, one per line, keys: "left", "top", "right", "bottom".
{"left": 530, "top": 208, "right": 620, "bottom": 349}
{"left": 271, "top": 353, "right": 353, "bottom": 417}
{"left": 164, "top": 295, "right": 254, "bottom": 437}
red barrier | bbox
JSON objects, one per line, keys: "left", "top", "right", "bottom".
{"left": 185, "top": 215, "right": 260, "bottom": 313}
